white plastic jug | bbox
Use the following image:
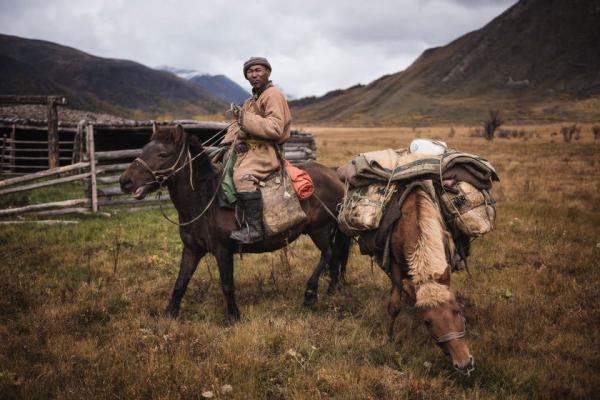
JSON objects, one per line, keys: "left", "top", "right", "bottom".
{"left": 409, "top": 138, "right": 447, "bottom": 155}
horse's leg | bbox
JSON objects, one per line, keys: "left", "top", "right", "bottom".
{"left": 386, "top": 260, "right": 403, "bottom": 343}
{"left": 304, "top": 228, "right": 335, "bottom": 307}
{"left": 326, "top": 229, "right": 353, "bottom": 294}
{"left": 332, "top": 229, "right": 351, "bottom": 286}
{"left": 303, "top": 251, "right": 330, "bottom": 307}
{"left": 165, "top": 246, "right": 205, "bottom": 317}
{"left": 215, "top": 250, "right": 240, "bottom": 322}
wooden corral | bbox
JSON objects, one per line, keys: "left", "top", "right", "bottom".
{"left": 0, "top": 118, "right": 316, "bottom": 175}
{"left": 0, "top": 118, "right": 317, "bottom": 218}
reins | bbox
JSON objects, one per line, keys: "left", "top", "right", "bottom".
{"left": 136, "top": 123, "right": 233, "bottom": 187}
{"left": 157, "top": 145, "right": 235, "bottom": 226}
{"left": 134, "top": 123, "right": 235, "bottom": 226}
{"left": 133, "top": 133, "right": 189, "bottom": 185}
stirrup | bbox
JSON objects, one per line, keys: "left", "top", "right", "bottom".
{"left": 230, "top": 225, "right": 263, "bottom": 244}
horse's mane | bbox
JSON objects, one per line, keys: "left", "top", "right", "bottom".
{"left": 187, "top": 134, "right": 220, "bottom": 197}
{"left": 151, "top": 129, "right": 174, "bottom": 142}
{"left": 406, "top": 190, "right": 453, "bottom": 308}
{"left": 155, "top": 127, "right": 220, "bottom": 206}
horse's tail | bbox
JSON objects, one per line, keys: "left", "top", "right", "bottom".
{"left": 406, "top": 189, "right": 448, "bottom": 286}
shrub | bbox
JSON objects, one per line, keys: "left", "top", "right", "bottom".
{"left": 497, "top": 129, "right": 529, "bottom": 139}
{"left": 484, "top": 110, "right": 503, "bottom": 141}
{"left": 592, "top": 125, "right": 600, "bottom": 140}
{"left": 561, "top": 124, "right": 580, "bottom": 143}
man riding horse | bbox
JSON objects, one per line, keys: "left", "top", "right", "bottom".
{"left": 221, "top": 56, "right": 292, "bottom": 244}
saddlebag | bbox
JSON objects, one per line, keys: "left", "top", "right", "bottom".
{"left": 440, "top": 181, "right": 496, "bottom": 237}
{"left": 260, "top": 173, "right": 307, "bottom": 236}
{"left": 338, "top": 183, "right": 397, "bottom": 235}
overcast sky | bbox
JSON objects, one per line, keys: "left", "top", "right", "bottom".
{"left": 1, "top": 0, "right": 516, "bottom": 98}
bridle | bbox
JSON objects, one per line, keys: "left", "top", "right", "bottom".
{"left": 433, "top": 314, "right": 466, "bottom": 344}
{"left": 133, "top": 133, "right": 189, "bottom": 185}
{"left": 130, "top": 124, "right": 234, "bottom": 226}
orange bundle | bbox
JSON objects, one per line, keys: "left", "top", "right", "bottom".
{"left": 285, "top": 160, "right": 314, "bottom": 199}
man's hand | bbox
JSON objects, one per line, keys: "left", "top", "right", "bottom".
{"left": 230, "top": 103, "right": 242, "bottom": 119}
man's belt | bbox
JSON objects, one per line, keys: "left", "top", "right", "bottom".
{"left": 235, "top": 138, "right": 271, "bottom": 154}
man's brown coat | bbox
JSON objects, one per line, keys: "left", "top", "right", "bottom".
{"left": 222, "top": 84, "right": 292, "bottom": 192}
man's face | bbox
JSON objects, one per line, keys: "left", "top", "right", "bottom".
{"left": 246, "top": 65, "right": 271, "bottom": 89}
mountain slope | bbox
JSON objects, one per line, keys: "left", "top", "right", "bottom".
{"left": 291, "top": 0, "right": 600, "bottom": 124}
{"left": 0, "top": 34, "right": 227, "bottom": 118}
{"left": 159, "top": 67, "right": 250, "bottom": 104}
{"left": 189, "top": 74, "right": 250, "bottom": 105}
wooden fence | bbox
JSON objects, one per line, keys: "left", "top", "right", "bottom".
{"left": 0, "top": 95, "right": 70, "bottom": 171}
{"left": 0, "top": 125, "right": 169, "bottom": 218}
{"left": 0, "top": 124, "right": 316, "bottom": 218}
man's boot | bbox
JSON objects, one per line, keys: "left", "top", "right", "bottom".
{"left": 230, "top": 190, "right": 264, "bottom": 244}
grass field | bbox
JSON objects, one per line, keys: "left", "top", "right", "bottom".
{"left": 1, "top": 124, "right": 599, "bottom": 399}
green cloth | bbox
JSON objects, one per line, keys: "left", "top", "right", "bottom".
{"left": 204, "top": 146, "right": 237, "bottom": 204}
{"left": 222, "top": 151, "right": 237, "bottom": 204}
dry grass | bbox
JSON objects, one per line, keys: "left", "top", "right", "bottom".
{"left": 1, "top": 124, "right": 599, "bottom": 399}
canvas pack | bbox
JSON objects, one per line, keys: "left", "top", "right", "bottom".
{"left": 260, "top": 174, "right": 307, "bottom": 236}
{"left": 338, "top": 183, "right": 397, "bottom": 235}
{"left": 440, "top": 181, "right": 496, "bottom": 237}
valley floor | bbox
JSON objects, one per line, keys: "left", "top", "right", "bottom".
{"left": 1, "top": 124, "right": 599, "bottom": 399}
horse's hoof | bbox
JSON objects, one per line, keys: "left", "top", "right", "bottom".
{"left": 225, "top": 314, "right": 241, "bottom": 325}
{"left": 382, "top": 335, "right": 394, "bottom": 346}
{"left": 163, "top": 308, "right": 179, "bottom": 318}
{"left": 303, "top": 291, "right": 318, "bottom": 308}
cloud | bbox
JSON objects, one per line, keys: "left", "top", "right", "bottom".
{"left": 0, "top": 0, "right": 516, "bottom": 98}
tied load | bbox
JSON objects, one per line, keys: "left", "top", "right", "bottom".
{"left": 337, "top": 138, "right": 499, "bottom": 239}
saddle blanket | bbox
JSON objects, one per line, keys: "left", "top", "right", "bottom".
{"left": 337, "top": 147, "right": 499, "bottom": 187}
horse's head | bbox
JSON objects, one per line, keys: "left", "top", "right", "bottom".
{"left": 404, "top": 268, "right": 474, "bottom": 375}
{"left": 120, "top": 124, "right": 187, "bottom": 199}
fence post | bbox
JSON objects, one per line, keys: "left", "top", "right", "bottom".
{"left": 47, "top": 97, "right": 60, "bottom": 168}
{"left": 1, "top": 134, "right": 6, "bottom": 174}
{"left": 86, "top": 124, "right": 98, "bottom": 212}
{"left": 73, "top": 120, "right": 86, "bottom": 164}
{"left": 10, "top": 124, "right": 16, "bottom": 173}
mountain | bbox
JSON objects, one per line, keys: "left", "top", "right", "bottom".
{"left": 160, "top": 66, "right": 250, "bottom": 105}
{"left": 291, "top": 0, "right": 600, "bottom": 124}
{"left": 0, "top": 34, "right": 227, "bottom": 118}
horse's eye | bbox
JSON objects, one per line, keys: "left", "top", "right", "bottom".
{"left": 424, "top": 320, "right": 432, "bottom": 326}
{"left": 159, "top": 152, "right": 169, "bottom": 158}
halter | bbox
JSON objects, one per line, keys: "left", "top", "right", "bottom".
{"left": 132, "top": 133, "right": 189, "bottom": 185}
{"left": 129, "top": 123, "right": 235, "bottom": 226}
{"left": 433, "top": 314, "right": 466, "bottom": 344}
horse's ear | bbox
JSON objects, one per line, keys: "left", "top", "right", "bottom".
{"left": 173, "top": 124, "right": 185, "bottom": 144}
{"left": 150, "top": 121, "right": 159, "bottom": 140}
{"left": 402, "top": 279, "right": 416, "bottom": 300}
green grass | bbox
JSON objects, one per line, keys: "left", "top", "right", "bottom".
{"left": 0, "top": 180, "right": 85, "bottom": 209}
{"left": 0, "top": 127, "right": 599, "bottom": 399}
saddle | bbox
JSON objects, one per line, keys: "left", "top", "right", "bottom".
{"left": 210, "top": 146, "right": 309, "bottom": 237}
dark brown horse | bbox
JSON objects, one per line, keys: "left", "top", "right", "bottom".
{"left": 119, "top": 125, "right": 350, "bottom": 321}
{"left": 379, "top": 188, "right": 474, "bottom": 374}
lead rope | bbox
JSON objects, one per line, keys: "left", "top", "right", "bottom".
{"left": 158, "top": 132, "right": 239, "bottom": 227}
{"left": 136, "top": 123, "right": 233, "bottom": 188}
{"left": 313, "top": 192, "right": 338, "bottom": 221}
